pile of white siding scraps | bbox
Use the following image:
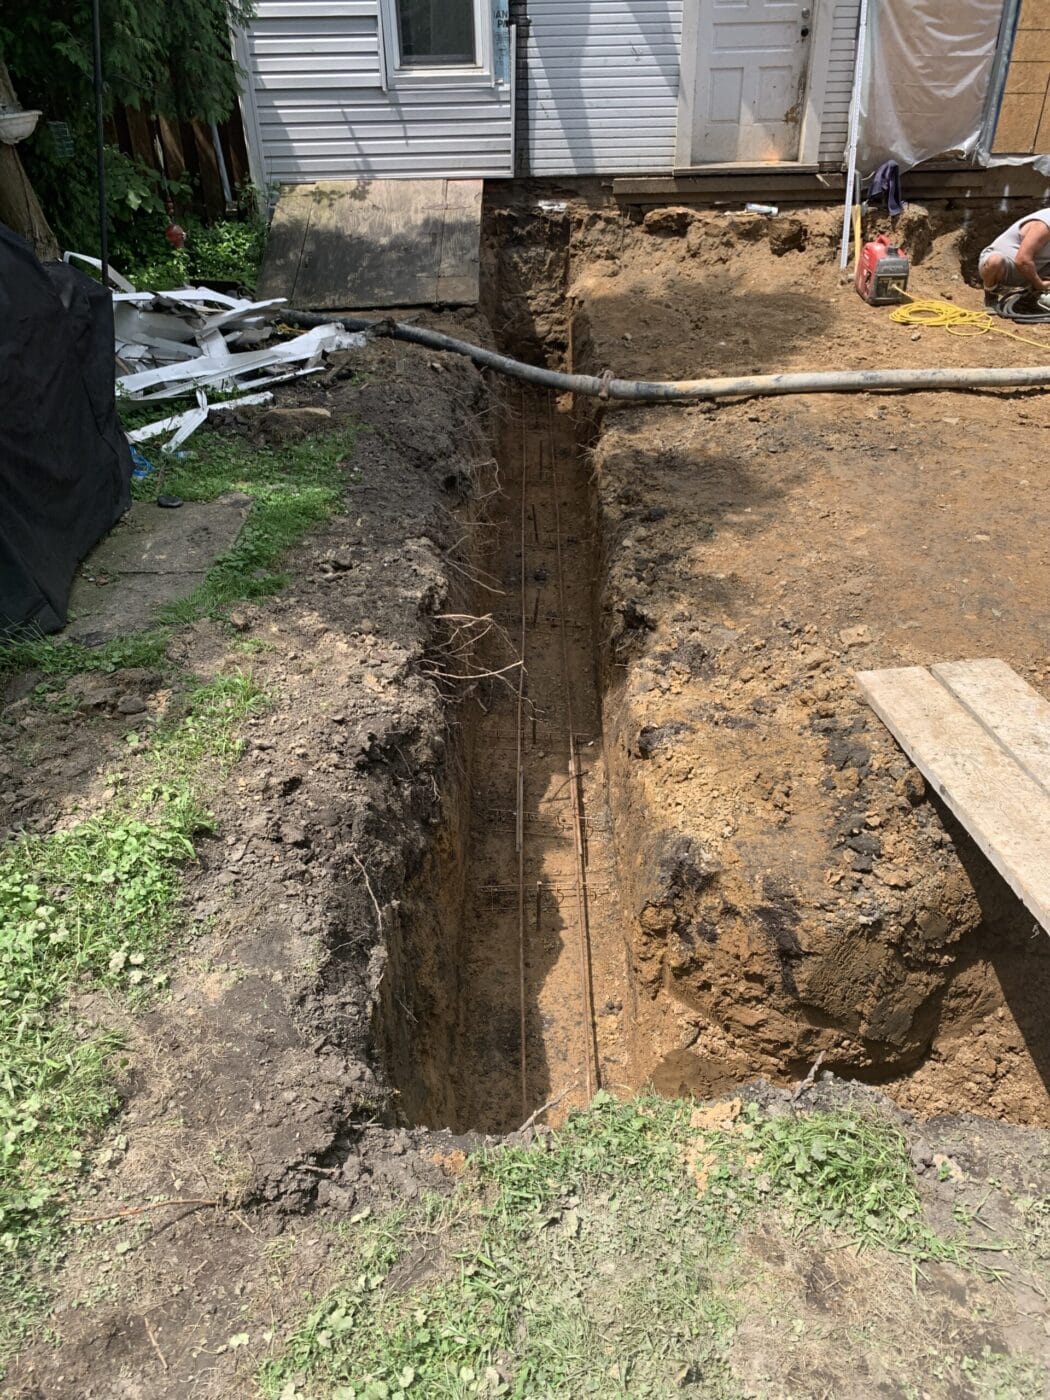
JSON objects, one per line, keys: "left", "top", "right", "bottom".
{"left": 65, "top": 251, "right": 365, "bottom": 454}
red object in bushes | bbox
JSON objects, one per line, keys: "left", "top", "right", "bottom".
{"left": 165, "top": 222, "right": 186, "bottom": 249}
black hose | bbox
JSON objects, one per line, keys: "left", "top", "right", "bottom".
{"left": 282, "top": 308, "right": 1050, "bottom": 403}
{"left": 283, "top": 307, "right": 680, "bottom": 400}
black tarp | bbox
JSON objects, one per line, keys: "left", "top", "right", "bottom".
{"left": 0, "top": 223, "right": 132, "bottom": 636}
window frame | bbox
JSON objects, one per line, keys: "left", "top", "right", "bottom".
{"left": 378, "top": 0, "right": 497, "bottom": 88}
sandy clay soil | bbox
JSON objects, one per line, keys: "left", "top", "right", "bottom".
{"left": 520, "top": 195, "right": 1050, "bottom": 1125}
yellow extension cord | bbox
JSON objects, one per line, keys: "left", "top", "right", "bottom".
{"left": 851, "top": 200, "right": 1050, "bottom": 354}
{"left": 888, "top": 292, "right": 1050, "bottom": 354}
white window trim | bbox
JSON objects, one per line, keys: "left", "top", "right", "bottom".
{"left": 378, "top": 0, "right": 498, "bottom": 88}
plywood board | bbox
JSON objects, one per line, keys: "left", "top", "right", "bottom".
{"left": 256, "top": 187, "right": 313, "bottom": 301}
{"left": 932, "top": 659, "right": 1050, "bottom": 797}
{"left": 256, "top": 178, "right": 483, "bottom": 309}
{"left": 856, "top": 662, "right": 1050, "bottom": 932}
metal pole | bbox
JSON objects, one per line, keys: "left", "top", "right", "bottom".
{"left": 839, "top": 0, "right": 869, "bottom": 269}
{"left": 91, "top": 0, "right": 109, "bottom": 284}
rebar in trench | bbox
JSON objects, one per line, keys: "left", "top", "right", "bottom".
{"left": 546, "top": 393, "right": 601, "bottom": 1102}
{"left": 516, "top": 392, "right": 529, "bottom": 1123}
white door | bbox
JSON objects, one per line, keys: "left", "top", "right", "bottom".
{"left": 691, "top": 0, "right": 814, "bottom": 163}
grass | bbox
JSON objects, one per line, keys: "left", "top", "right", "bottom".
{"left": 0, "top": 632, "right": 170, "bottom": 682}
{"left": 133, "top": 426, "right": 357, "bottom": 622}
{"left": 0, "top": 422, "right": 357, "bottom": 681}
{"left": 261, "top": 1093, "right": 966, "bottom": 1400}
{"left": 0, "top": 672, "right": 265, "bottom": 1362}
{"left": 694, "top": 1099, "right": 961, "bottom": 1258}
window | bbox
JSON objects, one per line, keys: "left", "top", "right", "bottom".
{"left": 396, "top": 0, "right": 477, "bottom": 67}
{"left": 380, "top": 0, "right": 496, "bottom": 85}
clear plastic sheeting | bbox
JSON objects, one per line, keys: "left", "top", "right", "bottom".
{"left": 857, "top": 0, "right": 1006, "bottom": 177}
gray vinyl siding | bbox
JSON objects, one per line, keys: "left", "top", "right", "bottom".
{"left": 817, "top": 0, "right": 861, "bottom": 166}
{"left": 243, "top": 0, "right": 859, "bottom": 183}
{"left": 246, "top": 0, "right": 514, "bottom": 182}
{"left": 525, "top": 0, "right": 685, "bottom": 175}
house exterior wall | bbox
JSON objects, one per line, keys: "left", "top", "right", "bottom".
{"left": 817, "top": 0, "right": 861, "bottom": 165}
{"left": 243, "top": 0, "right": 514, "bottom": 183}
{"left": 241, "top": 0, "right": 862, "bottom": 184}
{"left": 994, "top": 0, "right": 1050, "bottom": 152}
{"left": 524, "top": 0, "right": 684, "bottom": 175}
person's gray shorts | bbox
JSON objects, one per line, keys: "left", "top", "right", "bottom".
{"left": 979, "top": 246, "right": 1025, "bottom": 286}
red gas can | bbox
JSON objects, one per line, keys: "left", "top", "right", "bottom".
{"left": 855, "top": 234, "right": 910, "bottom": 305}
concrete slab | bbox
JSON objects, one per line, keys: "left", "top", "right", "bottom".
{"left": 257, "top": 178, "right": 483, "bottom": 309}
{"left": 66, "top": 494, "right": 252, "bottom": 641}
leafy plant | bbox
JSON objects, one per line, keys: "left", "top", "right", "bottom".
{"left": 2, "top": 1, "right": 253, "bottom": 126}
{"left": 4, "top": 0, "right": 253, "bottom": 254}
{"left": 0, "top": 631, "right": 170, "bottom": 681}
{"left": 683, "top": 1099, "right": 963, "bottom": 1260}
{"left": 119, "top": 212, "right": 268, "bottom": 291}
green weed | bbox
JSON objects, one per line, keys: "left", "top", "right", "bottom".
{"left": 121, "top": 215, "right": 269, "bottom": 292}
{"left": 146, "top": 671, "right": 268, "bottom": 776}
{"left": 0, "top": 672, "right": 265, "bottom": 1361}
{"left": 139, "top": 427, "right": 357, "bottom": 622}
{"left": 956, "top": 1345, "right": 1047, "bottom": 1398}
{"left": 699, "top": 1102, "right": 961, "bottom": 1259}
{"left": 0, "top": 632, "right": 170, "bottom": 682}
{"left": 263, "top": 1094, "right": 968, "bottom": 1399}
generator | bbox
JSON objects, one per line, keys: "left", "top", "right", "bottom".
{"left": 855, "top": 234, "right": 910, "bottom": 305}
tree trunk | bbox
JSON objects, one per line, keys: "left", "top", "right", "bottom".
{"left": 0, "top": 60, "right": 60, "bottom": 260}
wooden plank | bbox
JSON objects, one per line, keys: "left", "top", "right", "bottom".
{"left": 191, "top": 119, "right": 226, "bottom": 219}
{"left": 255, "top": 187, "right": 313, "bottom": 300}
{"left": 933, "top": 659, "right": 1050, "bottom": 799}
{"left": 294, "top": 180, "right": 442, "bottom": 309}
{"left": 856, "top": 666, "right": 1050, "bottom": 932}
{"left": 260, "top": 178, "right": 482, "bottom": 309}
{"left": 157, "top": 116, "right": 187, "bottom": 185}
{"left": 437, "top": 180, "right": 483, "bottom": 303}
{"left": 219, "top": 114, "right": 251, "bottom": 192}
{"left": 123, "top": 106, "right": 156, "bottom": 169}
{"left": 612, "top": 165, "right": 1050, "bottom": 205}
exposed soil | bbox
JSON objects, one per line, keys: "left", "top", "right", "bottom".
{"left": 4, "top": 337, "right": 499, "bottom": 1396}
{"left": 542, "top": 193, "right": 1050, "bottom": 1124}
{"left": 6, "top": 189, "right": 1050, "bottom": 1396}
{"left": 381, "top": 385, "right": 630, "bottom": 1134}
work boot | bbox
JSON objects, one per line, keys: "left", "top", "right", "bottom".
{"left": 983, "top": 289, "right": 1003, "bottom": 314}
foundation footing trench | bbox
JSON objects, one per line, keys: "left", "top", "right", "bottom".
{"left": 374, "top": 192, "right": 1050, "bottom": 1133}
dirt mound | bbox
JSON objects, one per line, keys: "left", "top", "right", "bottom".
{"left": 546, "top": 198, "right": 1050, "bottom": 1121}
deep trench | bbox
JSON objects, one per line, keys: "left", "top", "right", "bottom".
{"left": 377, "top": 377, "right": 630, "bottom": 1134}
{"left": 371, "top": 196, "right": 1050, "bottom": 1134}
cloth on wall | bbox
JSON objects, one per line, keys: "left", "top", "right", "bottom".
{"left": 865, "top": 160, "right": 904, "bottom": 215}
{"left": 857, "top": 0, "right": 1005, "bottom": 177}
